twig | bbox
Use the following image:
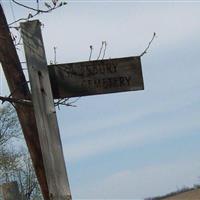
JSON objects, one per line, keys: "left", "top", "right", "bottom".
{"left": 54, "top": 97, "right": 81, "bottom": 109}
{"left": 0, "top": 96, "right": 32, "bottom": 106}
{"left": 68, "top": 97, "right": 81, "bottom": 105}
{"left": 54, "top": 46, "right": 57, "bottom": 64}
{"left": 9, "top": 13, "right": 38, "bottom": 26}
{"left": 36, "top": 0, "right": 39, "bottom": 11}
{"left": 12, "top": 0, "right": 55, "bottom": 13}
{"left": 9, "top": 0, "right": 67, "bottom": 26}
{"left": 97, "top": 41, "right": 104, "bottom": 60}
{"left": 54, "top": 97, "right": 77, "bottom": 109}
{"left": 140, "top": 32, "right": 156, "bottom": 57}
{"left": 102, "top": 41, "right": 107, "bottom": 60}
{"left": 89, "top": 45, "right": 93, "bottom": 61}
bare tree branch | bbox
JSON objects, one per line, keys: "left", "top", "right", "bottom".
{"left": 140, "top": 32, "right": 156, "bottom": 57}
{"left": 97, "top": 41, "right": 104, "bottom": 60}
{"left": 102, "top": 41, "right": 107, "bottom": 60}
{"left": 0, "top": 104, "right": 21, "bottom": 149}
{"left": 0, "top": 96, "right": 32, "bottom": 106}
{"left": 54, "top": 97, "right": 77, "bottom": 109}
{"left": 54, "top": 46, "right": 57, "bottom": 64}
{"left": 12, "top": 0, "right": 64, "bottom": 14}
{"left": 9, "top": 0, "right": 67, "bottom": 26}
{"left": 89, "top": 45, "right": 93, "bottom": 61}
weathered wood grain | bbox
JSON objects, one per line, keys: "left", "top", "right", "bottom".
{"left": 0, "top": 5, "right": 49, "bottom": 200}
{"left": 21, "top": 20, "right": 71, "bottom": 200}
{"left": 49, "top": 57, "right": 144, "bottom": 98}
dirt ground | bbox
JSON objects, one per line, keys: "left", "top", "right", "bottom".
{"left": 161, "top": 188, "right": 200, "bottom": 200}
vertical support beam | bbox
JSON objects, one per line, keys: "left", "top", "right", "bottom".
{"left": 0, "top": 5, "right": 49, "bottom": 200}
{"left": 21, "top": 20, "right": 71, "bottom": 200}
{"left": 1, "top": 182, "right": 20, "bottom": 200}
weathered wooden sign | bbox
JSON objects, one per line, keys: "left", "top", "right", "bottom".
{"left": 49, "top": 56, "right": 144, "bottom": 99}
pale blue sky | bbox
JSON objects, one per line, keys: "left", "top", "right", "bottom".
{"left": 1, "top": 1, "right": 200, "bottom": 199}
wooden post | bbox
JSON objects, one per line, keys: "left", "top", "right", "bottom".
{"left": 0, "top": 5, "right": 49, "bottom": 200}
{"left": 21, "top": 20, "right": 71, "bottom": 200}
{"left": 1, "top": 182, "right": 20, "bottom": 200}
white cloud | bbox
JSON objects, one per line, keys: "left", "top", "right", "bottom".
{"left": 59, "top": 84, "right": 200, "bottom": 140}
{"left": 73, "top": 158, "right": 200, "bottom": 199}
{"left": 39, "top": 3, "right": 200, "bottom": 62}
{"left": 63, "top": 102, "right": 200, "bottom": 162}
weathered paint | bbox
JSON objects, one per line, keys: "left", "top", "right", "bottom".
{"left": 21, "top": 20, "right": 71, "bottom": 200}
{"left": 49, "top": 56, "right": 144, "bottom": 98}
{"left": 0, "top": 6, "right": 49, "bottom": 200}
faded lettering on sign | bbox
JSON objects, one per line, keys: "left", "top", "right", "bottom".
{"left": 48, "top": 56, "right": 144, "bottom": 98}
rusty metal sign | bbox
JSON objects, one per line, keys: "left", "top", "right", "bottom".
{"left": 49, "top": 56, "right": 144, "bottom": 99}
